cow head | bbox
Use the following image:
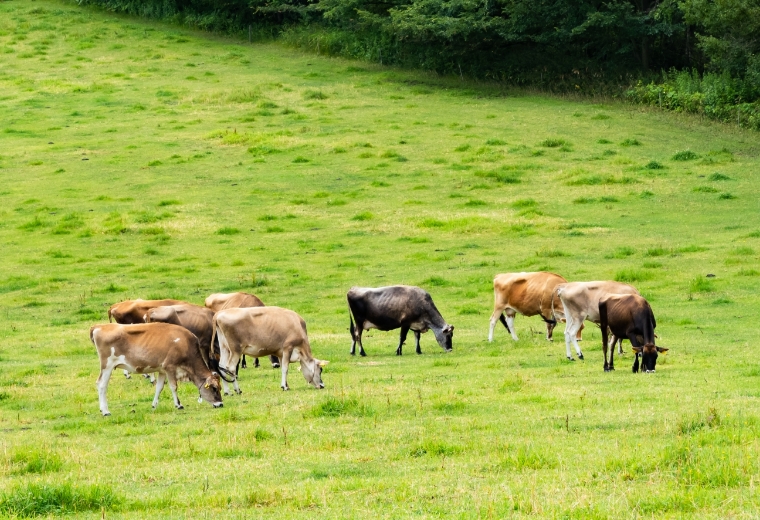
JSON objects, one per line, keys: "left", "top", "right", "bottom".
{"left": 300, "top": 358, "right": 329, "bottom": 389}
{"left": 199, "top": 373, "right": 223, "bottom": 407}
{"left": 434, "top": 324, "right": 455, "bottom": 352}
{"left": 632, "top": 344, "right": 668, "bottom": 373}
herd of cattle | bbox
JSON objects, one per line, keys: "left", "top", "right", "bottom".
{"left": 89, "top": 271, "right": 666, "bottom": 416}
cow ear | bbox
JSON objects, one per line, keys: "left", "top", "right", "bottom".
{"left": 656, "top": 346, "right": 669, "bottom": 353}
{"left": 631, "top": 346, "right": 643, "bottom": 353}
{"left": 317, "top": 360, "right": 329, "bottom": 367}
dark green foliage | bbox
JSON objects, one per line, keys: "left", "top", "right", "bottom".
{"left": 0, "top": 483, "right": 120, "bottom": 517}
{"left": 672, "top": 150, "right": 699, "bottom": 161}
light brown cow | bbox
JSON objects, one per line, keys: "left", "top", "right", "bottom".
{"left": 212, "top": 306, "right": 328, "bottom": 392}
{"left": 145, "top": 304, "right": 215, "bottom": 368}
{"left": 205, "top": 292, "right": 265, "bottom": 312}
{"left": 556, "top": 281, "right": 640, "bottom": 361}
{"left": 90, "top": 322, "right": 223, "bottom": 416}
{"left": 204, "top": 291, "right": 276, "bottom": 369}
{"left": 488, "top": 272, "right": 583, "bottom": 342}
{"left": 108, "top": 299, "right": 185, "bottom": 324}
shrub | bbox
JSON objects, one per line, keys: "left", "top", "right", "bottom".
{"left": 672, "top": 150, "right": 699, "bottom": 161}
{"left": 644, "top": 161, "right": 665, "bottom": 170}
{"left": 0, "top": 483, "right": 120, "bottom": 517}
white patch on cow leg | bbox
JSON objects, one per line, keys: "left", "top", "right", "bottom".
{"left": 563, "top": 314, "right": 580, "bottom": 360}
{"left": 152, "top": 372, "right": 166, "bottom": 409}
{"left": 488, "top": 309, "right": 502, "bottom": 342}
{"left": 280, "top": 357, "right": 290, "bottom": 391}
{"left": 123, "top": 369, "right": 131, "bottom": 379}
{"left": 220, "top": 377, "right": 231, "bottom": 396}
{"left": 233, "top": 377, "right": 241, "bottom": 395}
{"left": 506, "top": 314, "right": 518, "bottom": 341}
{"left": 96, "top": 366, "right": 114, "bottom": 416}
{"left": 167, "top": 375, "right": 183, "bottom": 410}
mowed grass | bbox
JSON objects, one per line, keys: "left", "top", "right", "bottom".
{"left": 1, "top": 1, "right": 760, "bottom": 518}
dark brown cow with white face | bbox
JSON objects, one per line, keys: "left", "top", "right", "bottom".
{"left": 108, "top": 299, "right": 185, "bottom": 324}
{"left": 489, "top": 271, "right": 583, "bottom": 342}
{"left": 204, "top": 292, "right": 277, "bottom": 369}
{"left": 90, "top": 322, "right": 223, "bottom": 416}
{"left": 212, "top": 306, "right": 328, "bottom": 392}
{"left": 145, "top": 304, "right": 215, "bottom": 369}
{"left": 599, "top": 294, "right": 668, "bottom": 373}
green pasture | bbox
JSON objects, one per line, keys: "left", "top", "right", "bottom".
{"left": 2, "top": 1, "right": 760, "bottom": 517}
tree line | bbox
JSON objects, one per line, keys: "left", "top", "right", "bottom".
{"left": 79, "top": 0, "right": 760, "bottom": 128}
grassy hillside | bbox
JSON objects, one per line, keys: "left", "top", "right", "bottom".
{"left": 1, "top": 1, "right": 760, "bottom": 518}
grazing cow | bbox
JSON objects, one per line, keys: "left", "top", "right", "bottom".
{"left": 204, "top": 292, "right": 277, "bottom": 369}
{"left": 90, "top": 322, "right": 223, "bottom": 416}
{"left": 212, "top": 306, "right": 328, "bottom": 392}
{"left": 145, "top": 304, "right": 215, "bottom": 368}
{"left": 346, "top": 285, "right": 454, "bottom": 357}
{"left": 108, "top": 299, "right": 185, "bottom": 324}
{"left": 599, "top": 294, "right": 667, "bottom": 373}
{"left": 488, "top": 271, "right": 584, "bottom": 342}
{"left": 556, "top": 281, "right": 640, "bottom": 361}
{"left": 108, "top": 299, "right": 185, "bottom": 379}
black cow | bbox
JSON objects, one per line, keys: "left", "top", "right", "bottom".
{"left": 346, "top": 285, "right": 454, "bottom": 356}
{"left": 599, "top": 294, "right": 668, "bottom": 373}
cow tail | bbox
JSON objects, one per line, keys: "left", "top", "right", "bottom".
{"left": 89, "top": 326, "right": 96, "bottom": 345}
{"left": 210, "top": 316, "right": 219, "bottom": 363}
{"left": 107, "top": 307, "right": 113, "bottom": 323}
{"left": 347, "top": 298, "right": 356, "bottom": 340}
{"left": 550, "top": 287, "right": 559, "bottom": 323}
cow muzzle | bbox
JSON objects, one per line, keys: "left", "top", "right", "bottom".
{"left": 213, "top": 402, "right": 223, "bottom": 408}
{"left": 645, "top": 369, "right": 655, "bottom": 374}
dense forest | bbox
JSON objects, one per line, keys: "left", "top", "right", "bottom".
{"left": 79, "top": 0, "right": 760, "bottom": 128}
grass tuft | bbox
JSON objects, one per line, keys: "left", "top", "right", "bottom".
{"left": 672, "top": 150, "right": 699, "bottom": 161}
{"left": 0, "top": 483, "right": 120, "bottom": 517}
{"left": 216, "top": 227, "right": 241, "bottom": 235}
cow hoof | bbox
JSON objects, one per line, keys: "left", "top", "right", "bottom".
{"left": 567, "top": 357, "right": 575, "bottom": 361}
{"left": 281, "top": 386, "right": 289, "bottom": 391}
{"left": 236, "top": 390, "right": 243, "bottom": 395}
{"left": 578, "top": 354, "right": 584, "bottom": 360}
{"left": 176, "top": 405, "right": 184, "bottom": 410}
{"left": 359, "top": 351, "right": 366, "bottom": 357}
{"left": 102, "top": 412, "right": 111, "bottom": 417}
{"left": 350, "top": 351, "right": 356, "bottom": 356}
{"left": 272, "top": 363, "right": 280, "bottom": 369}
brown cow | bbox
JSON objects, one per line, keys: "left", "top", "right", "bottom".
{"left": 108, "top": 299, "right": 185, "bottom": 324}
{"left": 90, "top": 322, "right": 223, "bottom": 416}
{"left": 599, "top": 294, "right": 667, "bottom": 373}
{"left": 212, "top": 306, "right": 328, "bottom": 392}
{"left": 488, "top": 272, "right": 583, "bottom": 342}
{"left": 556, "top": 281, "right": 640, "bottom": 361}
{"left": 205, "top": 292, "right": 276, "bottom": 369}
{"left": 145, "top": 304, "right": 215, "bottom": 368}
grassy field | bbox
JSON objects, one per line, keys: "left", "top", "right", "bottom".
{"left": 2, "top": 1, "right": 760, "bottom": 517}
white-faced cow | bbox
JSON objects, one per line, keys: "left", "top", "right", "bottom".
{"left": 488, "top": 271, "right": 584, "bottom": 342}
{"left": 145, "top": 304, "right": 216, "bottom": 368}
{"left": 599, "top": 294, "right": 668, "bottom": 373}
{"left": 212, "top": 306, "right": 328, "bottom": 392}
{"left": 556, "top": 281, "right": 640, "bottom": 361}
{"left": 346, "top": 285, "right": 454, "bottom": 357}
{"left": 90, "top": 322, "right": 223, "bottom": 416}
{"left": 204, "top": 292, "right": 277, "bottom": 369}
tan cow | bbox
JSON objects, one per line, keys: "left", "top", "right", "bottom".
{"left": 90, "top": 322, "right": 223, "bottom": 416}
{"left": 205, "top": 292, "right": 265, "bottom": 312}
{"left": 145, "top": 304, "right": 215, "bottom": 368}
{"left": 204, "top": 291, "right": 276, "bottom": 369}
{"left": 108, "top": 299, "right": 185, "bottom": 324}
{"left": 488, "top": 272, "right": 583, "bottom": 342}
{"left": 212, "top": 306, "right": 328, "bottom": 392}
{"left": 556, "top": 281, "right": 640, "bottom": 361}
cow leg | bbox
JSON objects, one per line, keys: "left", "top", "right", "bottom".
{"left": 152, "top": 372, "right": 166, "bottom": 409}
{"left": 563, "top": 313, "right": 585, "bottom": 361}
{"left": 414, "top": 331, "right": 422, "bottom": 355}
{"left": 123, "top": 369, "right": 131, "bottom": 379}
{"left": 242, "top": 355, "right": 248, "bottom": 369}
{"left": 545, "top": 320, "right": 556, "bottom": 341}
{"left": 354, "top": 326, "right": 367, "bottom": 357}
{"left": 616, "top": 336, "right": 624, "bottom": 355}
{"left": 576, "top": 322, "right": 584, "bottom": 341}
{"left": 488, "top": 307, "right": 507, "bottom": 342}
{"left": 280, "top": 350, "right": 291, "bottom": 390}
{"left": 96, "top": 366, "right": 115, "bottom": 417}
{"left": 166, "top": 374, "right": 183, "bottom": 410}
{"left": 397, "top": 327, "right": 409, "bottom": 356}
{"left": 270, "top": 355, "right": 280, "bottom": 368}
{"left": 253, "top": 357, "right": 259, "bottom": 368}
{"left": 504, "top": 310, "right": 518, "bottom": 341}
{"left": 601, "top": 322, "right": 611, "bottom": 372}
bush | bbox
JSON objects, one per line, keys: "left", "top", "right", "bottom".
{"left": 0, "top": 483, "right": 120, "bottom": 517}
